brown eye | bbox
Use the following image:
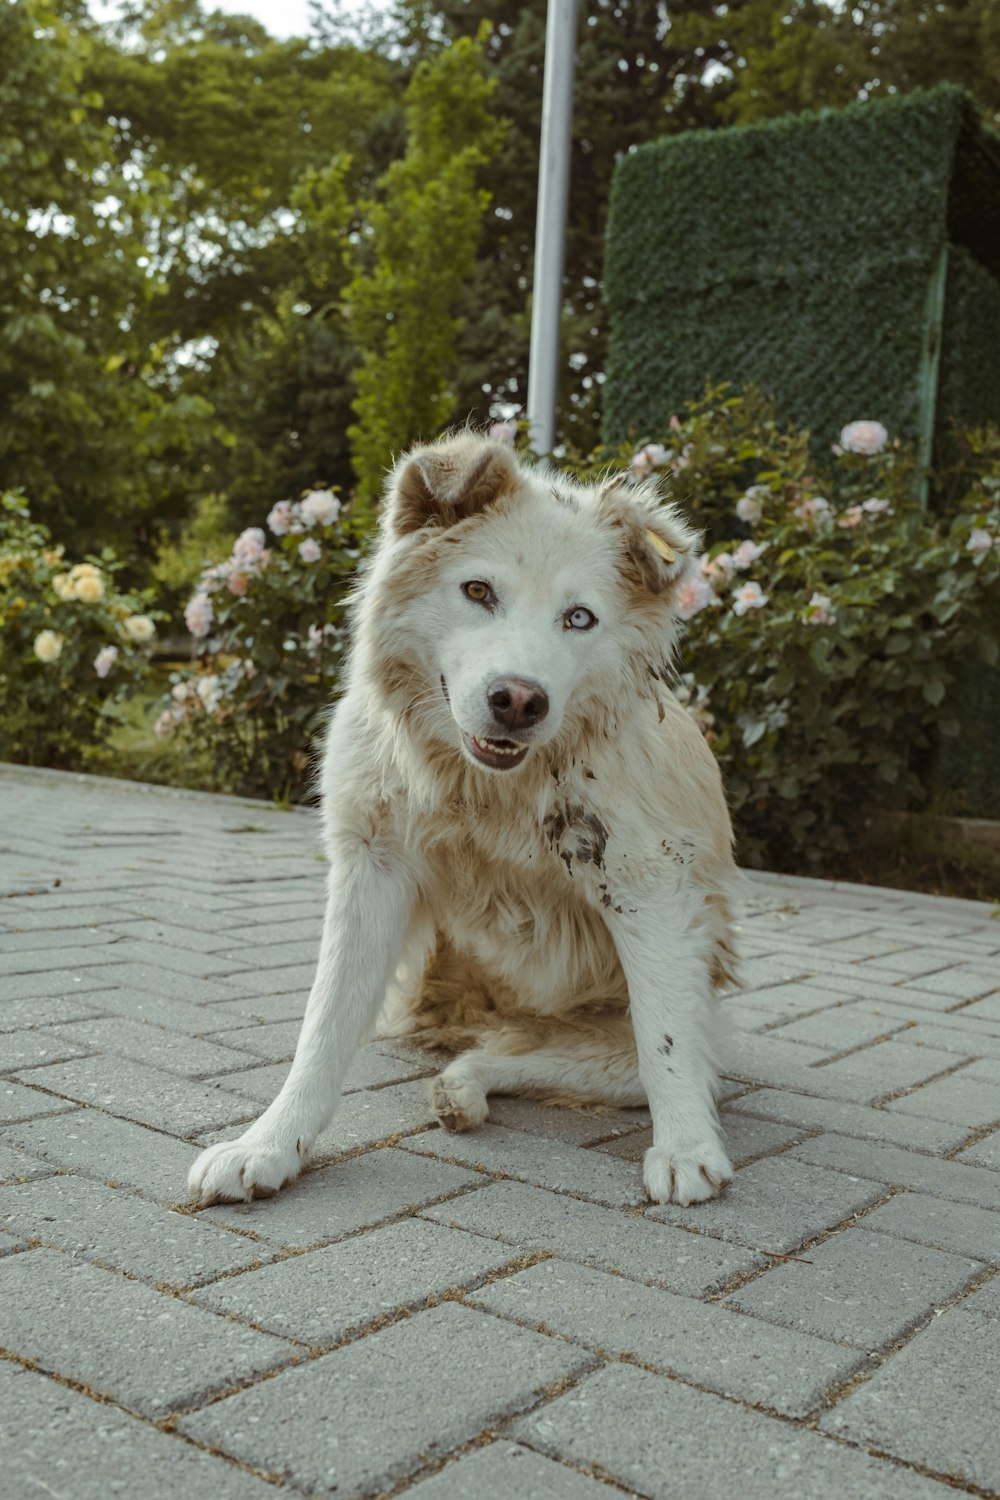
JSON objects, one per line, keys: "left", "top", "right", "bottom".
{"left": 462, "top": 580, "right": 494, "bottom": 606}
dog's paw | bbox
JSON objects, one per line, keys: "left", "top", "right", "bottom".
{"left": 643, "top": 1138, "right": 733, "bottom": 1206}
{"left": 431, "top": 1074, "right": 489, "bottom": 1133}
{"left": 187, "top": 1134, "right": 303, "bottom": 1206}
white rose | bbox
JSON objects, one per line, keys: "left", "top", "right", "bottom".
{"left": 123, "top": 614, "right": 155, "bottom": 643}
{"left": 298, "top": 489, "right": 340, "bottom": 527}
{"left": 34, "top": 630, "right": 63, "bottom": 662}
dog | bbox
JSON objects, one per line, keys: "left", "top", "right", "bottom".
{"left": 187, "top": 432, "right": 739, "bottom": 1208}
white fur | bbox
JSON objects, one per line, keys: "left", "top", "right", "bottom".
{"left": 187, "top": 436, "right": 739, "bottom": 1208}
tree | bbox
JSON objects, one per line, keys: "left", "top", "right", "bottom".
{"left": 344, "top": 27, "right": 505, "bottom": 505}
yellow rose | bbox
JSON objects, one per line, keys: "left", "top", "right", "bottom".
{"left": 123, "top": 613, "right": 155, "bottom": 643}
{"left": 44, "top": 548, "right": 64, "bottom": 566}
{"left": 52, "top": 574, "right": 76, "bottom": 601}
{"left": 68, "top": 563, "right": 101, "bottom": 582}
{"left": 33, "top": 629, "right": 63, "bottom": 662}
{"left": 74, "top": 574, "right": 104, "bottom": 603}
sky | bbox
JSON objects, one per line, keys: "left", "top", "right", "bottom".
{"left": 89, "top": 1, "right": 389, "bottom": 41}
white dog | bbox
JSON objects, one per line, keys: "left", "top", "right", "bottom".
{"left": 188, "top": 433, "right": 739, "bottom": 1208}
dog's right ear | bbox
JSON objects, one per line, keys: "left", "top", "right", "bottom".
{"left": 384, "top": 436, "right": 520, "bottom": 536}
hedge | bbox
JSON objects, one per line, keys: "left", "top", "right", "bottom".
{"left": 602, "top": 85, "right": 1000, "bottom": 463}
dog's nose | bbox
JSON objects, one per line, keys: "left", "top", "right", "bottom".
{"left": 487, "top": 677, "right": 549, "bottom": 730}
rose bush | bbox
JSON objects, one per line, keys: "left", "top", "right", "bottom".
{"left": 571, "top": 393, "right": 999, "bottom": 868}
{"left": 0, "top": 494, "right": 160, "bottom": 767}
{"left": 154, "top": 392, "right": 999, "bottom": 874}
{"left": 158, "top": 487, "right": 365, "bottom": 799}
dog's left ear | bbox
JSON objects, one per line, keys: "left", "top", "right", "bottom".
{"left": 599, "top": 482, "right": 700, "bottom": 596}
{"left": 384, "top": 435, "right": 520, "bottom": 537}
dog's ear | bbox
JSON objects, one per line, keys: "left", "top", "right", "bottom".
{"left": 598, "top": 481, "right": 700, "bottom": 596}
{"left": 385, "top": 435, "right": 520, "bottom": 536}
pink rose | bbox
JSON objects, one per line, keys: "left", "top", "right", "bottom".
{"left": 732, "top": 540, "right": 768, "bottom": 571}
{"left": 298, "top": 538, "right": 321, "bottom": 563}
{"left": 838, "top": 506, "right": 864, "bottom": 529}
{"left": 732, "top": 581, "right": 768, "bottom": 616}
{"left": 967, "top": 528, "right": 993, "bottom": 554}
{"left": 184, "top": 592, "right": 213, "bottom": 638}
{"left": 794, "top": 496, "right": 830, "bottom": 523}
{"left": 267, "top": 501, "right": 293, "bottom": 536}
{"left": 227, "top": 572, "right": 249, "bottom": 596}
{"left": 674, "top": 576, "right": 715, "bottom": 621}
{"left": 803, "top": 592, "right": 836, "bottom": 626}
{"left": 233, "top": 527, "right": 266, "bottom": 567}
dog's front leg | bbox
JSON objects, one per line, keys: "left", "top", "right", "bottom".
{"left": 610, "top": 909, "right": 732, "bottom": 1207}
{"left": 187, "top": 834, "right": 414, "bottom": 1204}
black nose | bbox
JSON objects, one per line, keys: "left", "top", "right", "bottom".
{"left": 487, "top": 677, "right": 549, "bottom": 730}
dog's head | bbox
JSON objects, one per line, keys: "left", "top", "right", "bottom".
{"left": 368, "top": 433, "right": 699, "bottom": 776}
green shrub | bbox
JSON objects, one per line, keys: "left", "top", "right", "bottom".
{"left": 156, "top": 487, "right": 366, "bottom": 800}
{"left": 0, "top": 494, "right": 159, "bottom": 767}
{"left": 574, "top": 394, "right": 999, "bottom": 868}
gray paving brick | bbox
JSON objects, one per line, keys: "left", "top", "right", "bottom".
{"left": 515, "top": 1363, "right": 957, "bottom": 1500}
{"left": 401, "top": 1124, "right": 645, "bottom": 1209}
{"left": 403, "top": 1441, "right": 611, "bottom": 1500}
{"left": 859, "top": 1191, "right": 1000, "bottom": 1262}
{"left": 483, "top": 1095, "right": 650, "bottom": 1147}
{"left": 0, "top": 1361, "right": 281, "bottom": 1500}
{"left": 903, "top": 968, "right": 999, "bottom": 1002}
{"left": 198, "top": 1018, "right": 301, "bottom": 1059}
{"left": 0, "top": 1175, "right": 273, "bottom": 1286}
{"left": 0, "top": 1139, "right": 54, "bottom": 1183}
{"left": 0, "top": 945, "right": 129, "bottom": 977}
{"left": 803, "top": 970, "right": 958, "bottom": 1012}
{"left": 15, "top": 1054, "right": 258, "bottom": 1137}
{"left": 768, "top": 1002, "right": 911, "bottom": 1053}
{"left": 192, "top": 1217, "right": 531, "bottom": 1343}
{"left": 887, "top": 1069, "right": 1000, "bottom": 1127}
{"left": 72, "top": 986, "right": 253, "bottom": 1036}
{"left": 0, "top": 925, "right": 117, "bottom": 953}
{"left": 792, "top": 1134, "right": 1000, "bottom": 1210}
{"left": 962, "top": 992, "right": 1000, "bottom": 1022}
{"left": 822, "top": 1305, "right": 1000, "bottom": 1490}
{"left": 0, "top": 1249, "right": 294, "bottom": 1417}
{"left": 180, "top": 1303, "right": 593, "bottom": 1496}
{"left": 0, "top": 1027, "right": 91, "bottom": 1072}
{"left": 725, "top": 1087, "right": 970, "bottom": 1153}
{"left": 723, "top": 1032, "right": 830, "bottom": 1090}
{"left": 858, "top": 946, "right": 964, "bottom": 979}
{"left": 2, "top": 1108, "right": 197, "bottom": 1201}
{"left": 419, "top": 1180, "right": 761, "bottom": 1295}
{"left": 200, "top": 1147, "right": 480, "bottom": 1250}
{"left": 51, "top": 1016, "right": 254, "bottom": 1078}
{"left": 901, "top": 1021, "right": 1000, "bottom": 1059}
{"left": 202, "top": 994, "right": 309, "bottom": 1030}
{"left": 804, "top": 1040, "right": 962, "bottom": 1104}
{"left": 957, "top": 1128, "right": 1000, "bottom": 1170}
{"left": 0, "top": 1079, "right": 74, "bottom": 1125}
{"left": 76, "top": 962, "right": 245, "bottom": 1004}
{"left": 215, "top": 938, "right": 320, "bottom": 972}
{"left": 647, "top": 1153, "right": 886, "bottom": 1253}
{"left": 469, "top": 1257, "right": 865, "bottom": 1417}
{"left": 0, "top": 993, "right": 111, "bottom": 1030}
{"left": 725, "top": 1226, "right": 983, "bottom": 1349}
{"left": 213, "top": 962, "right": 316, "bottom": 997}
{"left": 1, "top": 969, "right": 111, "bottom": 1001}
{"left": 737, "top": 954, "right": 813, "bottom": 991}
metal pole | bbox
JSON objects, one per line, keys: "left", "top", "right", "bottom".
{"left": 526, "top": 0, "right": 578, "bottom": 457}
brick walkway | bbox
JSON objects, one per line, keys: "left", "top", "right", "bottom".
{"left": 1, "top": 763, "right": 998, "bottom": 1499}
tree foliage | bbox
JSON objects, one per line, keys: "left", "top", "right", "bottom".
{"left": 345, "top": 27, "right": 505, "bottom": 506}
{"left": 2, "top": 0, "right": 998, "bottom": 565}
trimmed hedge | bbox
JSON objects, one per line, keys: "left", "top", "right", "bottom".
{"left": 603, "top": 85, "right": 1000, "bottom": 457}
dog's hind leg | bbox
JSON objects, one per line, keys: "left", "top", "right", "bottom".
{"left": 431, "top": 1015, "right": 646, "bottom": 1132}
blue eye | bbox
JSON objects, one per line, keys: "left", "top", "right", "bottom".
{"left": 565, "top": 606, "right": 597, "bottom": 631}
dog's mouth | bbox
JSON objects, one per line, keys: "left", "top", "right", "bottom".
{"left": 463, "top": 732, "right": 530, "bottom": 771}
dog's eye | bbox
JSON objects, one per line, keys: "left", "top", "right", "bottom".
{"left": 462, "top": 580, "right": 495, "bottom": 607}
{"left": 565, "top": 605, "right": 597, "bottom": 631}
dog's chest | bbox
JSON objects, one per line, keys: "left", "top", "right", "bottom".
{"left": 417, "top": 789, "right": 625, "bottom": 1008}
